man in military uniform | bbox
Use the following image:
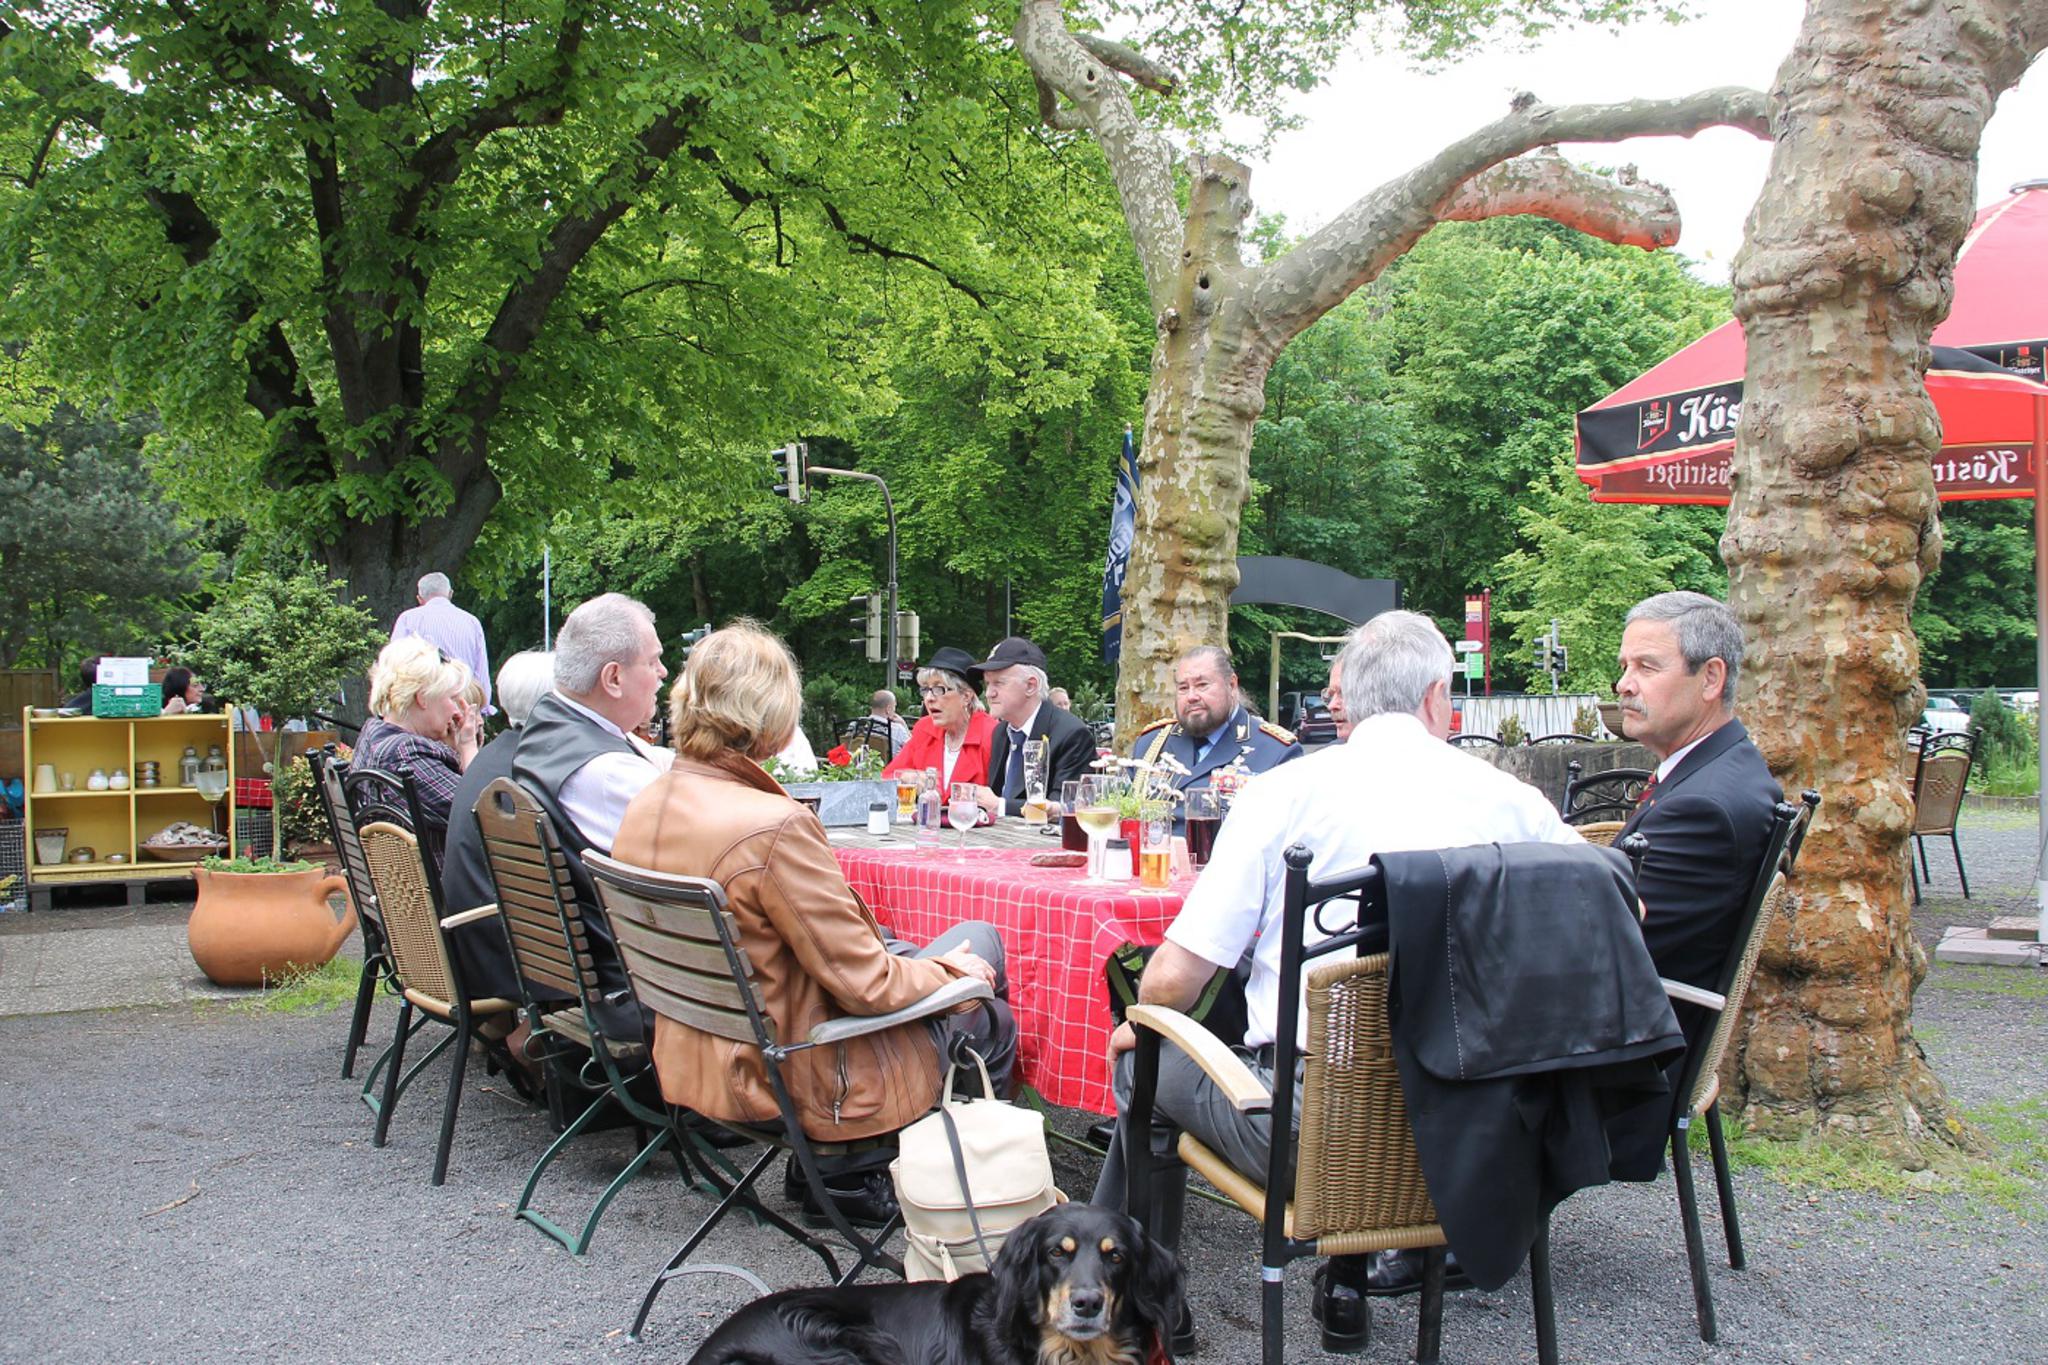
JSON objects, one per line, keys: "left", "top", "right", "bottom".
{"left": 1131, "top": 646, "right": 1302, "bottom": 800}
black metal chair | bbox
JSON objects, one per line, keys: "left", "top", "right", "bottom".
{"left": 582, "top": 850, "right": 992, "bottom": 1340}
{"left": 343, "top": 765, "right": 518, "bottom": 1186}
{"left": 472, "top": 778, "right": 724, "bottom": 1255}
{"left": 1561, "top": 760, "right": 1655, "bottom": 825}
{"left": 308, "top": 747, "right": 389, "bottom": 1080}
{"left": 1527, "top": 733, "right": 1586, "bottom": 746}
{"left": 1121, "top": 848, "right": 1560, "bottom": 1365}
{"left": 1655, "top": 789, "right": 1819, "bottom": 1343}
{"left": 840, "top": 715, "right": 900, "bottom": 762}
{"left": 1447, "top": 733, "right": 1504, "bottom": 749}
{"left": 1907, "top": 733, "right": 1973, "bottom": 902}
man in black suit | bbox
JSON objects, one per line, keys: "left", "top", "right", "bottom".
{"left": 1614, "top": 591, "right": 1782, "bottom": 1176}
{"left": 971, "top": 637, "right": 1098, "bottom": 819}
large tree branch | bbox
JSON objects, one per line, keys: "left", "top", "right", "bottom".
{"left": 1013, "top": 0, "right": 1181, "bottom": 310}
{"left": 436, "top": 103, "right": 699, "bottom": 491}
{"left": 1250, "top": 87, "right": 1768, "bottom": 343}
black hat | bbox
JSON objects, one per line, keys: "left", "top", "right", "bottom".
{"left": 921, "top": 646, "right": 984, "bottom": 694}
{"left": 975, "top": 636, "right": 1048, "bottom": 675}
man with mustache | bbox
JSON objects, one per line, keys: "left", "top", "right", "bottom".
{"left": 1613, "top": 591, "right": 1782, "bottom": 1076}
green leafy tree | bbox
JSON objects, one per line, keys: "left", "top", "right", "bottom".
{"left": 1913, "top": 501, "right": 2036, "bottom": 688}
{"left": 0, "top": 3, "right": 1126, "bottom": 623}
{"left": 179, "top": 565, "right": 382, "bottom": 721}
{"left": 0, "top": 406, "right": 202, "bottom": 671}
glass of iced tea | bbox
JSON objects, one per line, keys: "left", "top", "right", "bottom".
{"left": 1183, "top": 789, "right": 1221, "bottom": 870}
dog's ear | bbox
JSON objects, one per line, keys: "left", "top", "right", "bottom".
{"left": 1125, "top": 1215, "right": 1186, "bottom": 1357}
{"left": 990, "top": 1213, "right": 1051, "bottom": 1334}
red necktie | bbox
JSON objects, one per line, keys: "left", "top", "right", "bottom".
{"left": 1636, "top": 773, "right": 1660, "bottom": 808}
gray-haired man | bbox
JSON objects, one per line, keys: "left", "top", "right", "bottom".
{"left": 391, "top": 571, "right": 494, "bottom": 713}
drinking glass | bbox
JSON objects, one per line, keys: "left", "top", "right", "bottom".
{"left": 1183, "top": 789, "right": 1221, "bottom": 870}
{"left": 1074, "top": 776, "right": 1121, "bottom": 882}
{"left": 948, "top": 782, "right": 981, "bottom": 856}
{"left": 1022, "top": 738, "right": 1049, "bottom": 803}
{"left": 1058, "top": 779, "right": 1087, "bottom": 851}
{"left": 1137, "top": 801, "right": 1173, "bottom": 891}
{"left": 895, "top": 771, "right": 918, "bottom": 823}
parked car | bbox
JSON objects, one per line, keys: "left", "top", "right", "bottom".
{"left": 1922, "top": 695, "right": 1971, "bottom": 733}
{"left": 2012, "top": 690, "right": 2040, "bottom": 715}
{"left": 1292, "top": 697, "right": 1340, "bottom": 746}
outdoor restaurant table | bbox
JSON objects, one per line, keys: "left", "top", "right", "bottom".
{"left": 826, "top": 820, "right": 1193, "bottom": 1115}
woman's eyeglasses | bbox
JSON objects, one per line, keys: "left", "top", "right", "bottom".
{"left": 919, "top": 685, "right": 957, "bottom": 698}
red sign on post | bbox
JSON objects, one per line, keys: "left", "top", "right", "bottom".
{"left": 1464, "top": 591, "right": 1491, "bottom": 694}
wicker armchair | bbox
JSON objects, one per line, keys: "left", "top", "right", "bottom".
{"left": 1122, "top": 848, "right": 1557, "bottom": 1365}
{"left": 1907, "top": 733, "right": 1973, "bottom": 902}
{"left": 309, "top": 748, "right": 386, "bottom": 1081}
{"left": 1655, "top": 789, "right": 1817, "bottom": 1343}
{"left": 344, "top": 765, "right": 518, "bottom": 1186}
{"left": 583, "top": 850, "right": 992, "bottom": 1341}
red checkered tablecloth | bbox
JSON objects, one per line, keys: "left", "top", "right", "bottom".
{"left": 832, "top": 845, "right": 1189, "bottom": 1115}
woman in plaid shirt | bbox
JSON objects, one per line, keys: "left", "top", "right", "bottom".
{"left": 356, "top": 636, "right": 483, "bottom": 871}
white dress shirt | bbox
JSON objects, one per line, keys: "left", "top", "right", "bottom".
{"left": 1166, "top": 711, "right": 1584, "bottom": 1050}
{"left": 551, "top": 692, "right": 673, "bottom": 853}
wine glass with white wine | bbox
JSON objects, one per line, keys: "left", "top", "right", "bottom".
{"left": 1074, "top": 775, "right": 1121, "bottom": 882}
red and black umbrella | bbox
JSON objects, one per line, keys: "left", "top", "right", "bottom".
{"left": 1576, "top": 179, "right": 2048, "bottom": 505}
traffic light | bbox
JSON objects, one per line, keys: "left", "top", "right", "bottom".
{"left": 894, "top": 610, "right": 919, "bottom": 667}
{"left": 849, "top": 594, "right": 884, "bottom": 662}
{"left": 1551, "top": 643, "right": 1569, "bottom": 677}
{"left": 678, "top": 622, "right": 712, "bottom": 657}
{"left": 770, "top": 442, "right": 808, "bottom": 503}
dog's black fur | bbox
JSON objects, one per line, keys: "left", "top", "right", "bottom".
{"left": 685, "top": 1203, "right": 1184, "bottom": 1365}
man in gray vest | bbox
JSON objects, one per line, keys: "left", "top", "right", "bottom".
{"left": 511, "top": 593, "right": 673, "bottom": 1031}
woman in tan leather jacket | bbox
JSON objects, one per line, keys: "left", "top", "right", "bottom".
{"left": 612, "top": 619, "right": 1014, "bottom": 1224}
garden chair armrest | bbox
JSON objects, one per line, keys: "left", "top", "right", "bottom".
{"left": 806, "top": 977, "right": 994, "bottom": 1047}
{"left": 1661, "top": 977, "right": 1726, "bottom": 1012}
{"left": 440, "top": 904, "right": 499, "bottom": 931}
{"left": 1127, "top": 1004, "right": 1272, "bottom": 1112}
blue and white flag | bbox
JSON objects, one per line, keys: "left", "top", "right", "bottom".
{"left": 1101, "top": 427, "right": 1138, "bottom": 663}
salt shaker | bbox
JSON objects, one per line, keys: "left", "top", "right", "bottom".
{"left": 867, "top": 801, "right": 892, "bottom": 836}
{"left": 1103, "top": 837, "right": 1134, "bottom": 882}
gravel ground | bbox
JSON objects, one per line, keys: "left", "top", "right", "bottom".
{"left": 1, "top": 814, "right": 2042, "bottom": 1364}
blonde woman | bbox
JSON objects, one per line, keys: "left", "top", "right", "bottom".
{"left": 614, "top": 619, "right": 1015, "bottom": 1228}
{"left": 356, "top": 636, "right": 481, "bottom": 868}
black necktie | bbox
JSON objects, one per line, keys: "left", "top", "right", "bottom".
{"left": 1004, "top": 728, "right": 1027, "bottom": 798}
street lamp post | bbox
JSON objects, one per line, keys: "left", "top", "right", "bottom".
{"left": 806, "top": 464, "right": 899, "bottom": 686}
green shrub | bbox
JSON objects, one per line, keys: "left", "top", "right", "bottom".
{"left": 1498, "top": 714, "right": 1528, "bottom": 747}
{"left": 1970, "top": 687, "right": 2030, "bottom": 764}
{"left": 201, "top": 854, "right": 317, "bottom": 874}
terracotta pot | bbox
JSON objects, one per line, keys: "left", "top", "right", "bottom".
{"left": 188, "top": 865, "right": 356, "bottom": 987}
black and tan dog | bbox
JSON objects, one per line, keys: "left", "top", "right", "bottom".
{"left": 686, "top": 1203, "right": 1184, "bottom": 1365}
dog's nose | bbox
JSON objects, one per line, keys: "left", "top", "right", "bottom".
{"left": 1069, "top": 1288, "right": 1105, "bottom": 1319}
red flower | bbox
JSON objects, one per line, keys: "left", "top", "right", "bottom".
{"left": 826, "top": 745, "right": 853, "bottom": 767}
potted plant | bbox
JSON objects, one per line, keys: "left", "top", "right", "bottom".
{"left": 769, "top": 744, "right": 898, "bottom": 826}
{"left": 272, "top": 745, "right": 346, "bottom": 860}
{"left": 172, "top": 565, "right": 384, "bottom": 726}
{"left": 187, "top": 853, "right": 354, "bottom": 987}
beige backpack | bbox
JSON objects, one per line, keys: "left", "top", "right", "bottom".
{"left": 890, "top": 1050, "right": 1065, "bottom": 1281}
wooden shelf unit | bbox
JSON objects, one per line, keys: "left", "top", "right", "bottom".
{"left": 21, "top": 709, "right": 238, "bottom": 905}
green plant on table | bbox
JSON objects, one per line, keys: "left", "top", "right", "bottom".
{"left": 201, "top": 854, "right": 318, "bottom": 874}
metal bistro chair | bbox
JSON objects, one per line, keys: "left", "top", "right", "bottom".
{"left": 472, "top": 778, "right": 726, "bottom": 1255}
{"left": 1907, "top": 733, "right": 1974, "bottom": 903}
{"left": 1122, "top": 847, "right": 1561, "bottom": 1365}
{"left": 309, "top": 747, "right": 389, "bottom": 1080}
{"left": 582, "top": 850, "right": 992, "bottom": 1341}
{"left": 1655, "top": 789, "right": 1818, "bottom": 1344}
{"left": 344, "top": 765, "right": 518, "bottom": 1186}
{"left": 1446, "top": 733, "right": 1504, "bottom": 750}
{"left": 1561, "top": 761, "right": 1654, "bottom": 845}
{"left": 840, "top": 715, "right": 900, "bottom": 762}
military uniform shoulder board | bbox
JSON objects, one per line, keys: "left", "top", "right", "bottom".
{"left": 1259, "top": 720, "right": 1297, "bottom": 745}
{"left": 1136, "top": 716, "right": 1174, "bottom": 734}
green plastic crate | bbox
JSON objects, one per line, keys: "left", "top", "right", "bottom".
{"left": 91, "top": 684, "right": 161, "bottom": 718}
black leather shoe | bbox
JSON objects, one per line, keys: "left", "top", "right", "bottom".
{"left": 786, "top": 1165, "right": 899, "bottom": 1229}
{"left": 1310, "top": 1264, "right": 1371, "bottom": 1354}
{"left": 1363, "top": 1248, "right": 1475, "bottom": 1297}
{"left": 1168, "top": 1301, "right": 1196, "bottom": 1357}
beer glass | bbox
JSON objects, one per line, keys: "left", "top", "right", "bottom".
{"left": 895, "top": 770, "right": 919, "bottom": 823}
{"left": 1059, "top": 779, "right": 1087, "bottom": 851}
{"left": 1138, "top": 801, "right": 1173, "bottom": 891}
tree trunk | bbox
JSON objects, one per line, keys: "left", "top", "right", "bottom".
{"left": 1116, "top": 158, "right": 1271, "bottom": 736}
{"left": 1723, "top": 0, "right": 2045, "bottom": 1159}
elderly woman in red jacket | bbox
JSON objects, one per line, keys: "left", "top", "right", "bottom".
{"left": 882, "top": 646, "right": 995, "bottom": 791}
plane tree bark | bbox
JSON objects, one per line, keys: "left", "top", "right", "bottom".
{"left": 1014, "top": 1, "right": 1767, "bottom": 735}
{"left": 1723, "top": 0, "right": 2048, "bottom": 1159}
